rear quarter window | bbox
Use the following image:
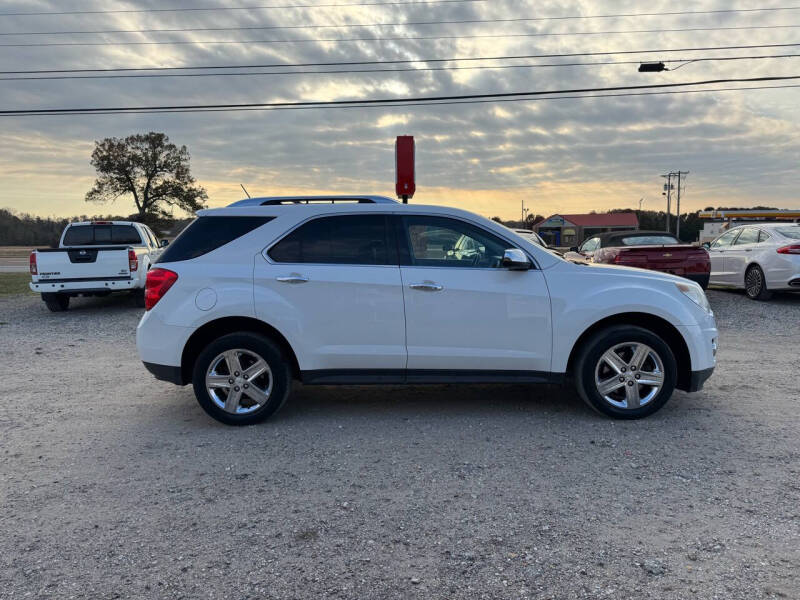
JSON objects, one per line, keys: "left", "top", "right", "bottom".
{"left": 157, "top": 216, "right": 274, "bottom": 263}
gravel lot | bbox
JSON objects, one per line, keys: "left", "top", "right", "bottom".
{"left": 1, "top": 289, "right": 799, "bottom": 599}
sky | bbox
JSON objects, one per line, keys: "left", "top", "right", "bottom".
{"left": 0, "top": 0, "right": 799, "bottom": 222}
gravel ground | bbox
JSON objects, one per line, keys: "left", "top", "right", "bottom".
{"left": 1, "top": 289, "right": 799, "bottom": 599}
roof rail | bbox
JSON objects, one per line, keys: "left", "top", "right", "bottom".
{"left": 228, "top": 195, "right": 398, "bottom": 207}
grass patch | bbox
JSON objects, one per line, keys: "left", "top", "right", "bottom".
{"left": 0, "top": 273, "right": 34, "bottom": 297}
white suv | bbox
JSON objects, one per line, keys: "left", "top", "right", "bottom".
{"left": 137, "top": 196, "right": 718, "bottom": 425}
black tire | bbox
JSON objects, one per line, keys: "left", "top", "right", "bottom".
{"left": 744, "top": 265, "right": 772, "bottom": 301}
{"left": 42, "top": 293, "right": 69, "bottom": 312}
{"left": 574, "top": 325, "right": 677, "bottom": 419}
{"left": 132, "top": 289, "right": 146, "bottom": 308}
{"left": 192, "top": 332, "right": 292, "bottom": 426}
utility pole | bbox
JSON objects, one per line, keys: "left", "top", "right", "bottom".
{"left": 661, "top": 173, "right": 673, "bottom": 232}
{"left": 661, "top": 171, "right": 688, "bottom": 234}
{"left": 674, "top": 171, "right": 689, "bottom": 240}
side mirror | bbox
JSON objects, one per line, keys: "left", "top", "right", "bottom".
{"left": 701, "top": 242, "right": 710, "bottom": 250}
{"left": 160, "top": 239, "right": 169, "bottom": 247}
{"left": 569, "top": 246, "right": 579, "bottom": 252}
{"left": 502, "top": 248, "right": 531, "bottom": 271}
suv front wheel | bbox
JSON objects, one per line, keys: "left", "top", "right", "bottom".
{"left": 574, "top": 325, "right": 677, "bottom": 419}
{"left": 192, "top": 332, "right": 292, "bottom": 425}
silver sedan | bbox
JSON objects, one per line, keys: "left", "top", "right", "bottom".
{"left": 706, "top": 223, "right": 800, "bottom": 299}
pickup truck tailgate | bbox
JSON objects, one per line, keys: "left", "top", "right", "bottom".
{"left": 33, "top": 246, "right": 132, "bottom": 282}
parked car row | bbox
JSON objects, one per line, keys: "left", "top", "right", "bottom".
{"left": 704, "top": 223, "right": 800, "bottom": 300}
{"left": 563, "top": 224, "right": 800, "bottom": 300}
{"left": 567, "top": 230, "right": 711, "bottom": 289}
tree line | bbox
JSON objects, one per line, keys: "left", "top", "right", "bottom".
{"left": 0, "top": 208, "right": 184, "bottom": 247}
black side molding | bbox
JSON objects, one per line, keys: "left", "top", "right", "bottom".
{"left": 301, "top": 369, "right": 564, "bottom": 386}
{"left": 143, "top": 362, "right": 184, "bottom": 386}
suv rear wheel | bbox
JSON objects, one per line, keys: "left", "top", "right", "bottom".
{"left": 574, "top": 325, "right": 677, "bottom": 419}
{"left": 192, "top": 332, "right": 291, "bottom": 425}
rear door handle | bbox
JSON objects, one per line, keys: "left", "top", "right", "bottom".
{"left": 409, "top": 281, "right": 444, "bottom": 292}
{"left": 276, "top": 274, "right": 309, "bottom": 284}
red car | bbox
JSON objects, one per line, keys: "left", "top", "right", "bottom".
{"left": 570, "top": 230, "right": 711, "bottom": 289}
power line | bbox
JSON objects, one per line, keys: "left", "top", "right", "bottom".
{"left": 5, "top": 42, "right": 800, "bottom": 75}
{"left": 3, "top": 24, "right": 800, "bottom": 48}
{"left": 4, "top": 53, "right": 800, "bottom": 82}
{"left": 4, "top": 84, "right": 800, "bottom": 116}
{"left": 2, "top": 74, "right": 799, "bottom": 115}
{"left": 6, "top": 19, "right": 800, "bottom": 38}
{"left": 0, "top": 2, "right": 796, "bottom": 19}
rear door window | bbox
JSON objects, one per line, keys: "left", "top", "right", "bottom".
{"left": 733, "top": 228, "right": 759, "bottom": 245}
{"left": 268, "top": 215, "right": 395, "bottom": 265}
{"left": 710, "top": 229, "right": 740, "bottom": 248}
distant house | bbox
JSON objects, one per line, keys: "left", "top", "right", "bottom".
{"left": 534, "top": 213, "right": 639, "bottom": 247}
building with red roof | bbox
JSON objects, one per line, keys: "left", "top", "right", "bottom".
{"left": 534, "top": 212, "right": 639, "bottom": 248}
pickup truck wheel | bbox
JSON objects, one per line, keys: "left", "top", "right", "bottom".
{"left": 42, "top": 293, "right": 69, "bottom": 312}
{"left": 574, "top": 325, "right": 677, "bottom": 419}
{"left": 132, "top": 289, "right": 146, "bottom": 308}
{"left": 192, "top": 333, "right": 291, "bottom": 426}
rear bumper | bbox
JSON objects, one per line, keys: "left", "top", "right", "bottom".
{"left": 31, "top": 277, "right": 138, "bottom": 294}
{"left": 683, "top": 273, "right": 710, "bottom": 288}
{"left": 687, "top": 367, "right": 715, "bottom": 392}
{"left": 143, "top": 362, "right": 184, "bottom": 386}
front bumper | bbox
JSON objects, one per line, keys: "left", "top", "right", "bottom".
{"left": 687, "top": 366, "right": 715, "bottom": 392}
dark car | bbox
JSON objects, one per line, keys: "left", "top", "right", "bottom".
{"left": 569, "top": 230, "right": 711, "bottom": 289}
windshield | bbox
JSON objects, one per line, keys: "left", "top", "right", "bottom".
{"left": 776, "top": 226, "right": 800, "bottom": 240}
{"left": 620, "top": 235, "right": 679, "bottom": 246}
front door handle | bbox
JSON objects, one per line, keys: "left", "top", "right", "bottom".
{"left": 276, "top": 274, "right": 309, "bottom": 284}
{"left": 409, "top": 281, "right": 444, "bottom": 292}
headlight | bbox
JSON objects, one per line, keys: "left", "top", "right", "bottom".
{"left": 676, "top": 282, "right": 712, "bottom": 313}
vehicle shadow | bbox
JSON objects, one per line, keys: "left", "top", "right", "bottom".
{"left": 38, "top": 292, "right": 143, "bottom": 314}
{"left": 707, "top": 287, "right": 800, "bottom": 304}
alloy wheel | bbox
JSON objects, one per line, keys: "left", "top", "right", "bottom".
{"left": 745, "top": 267, "right": 763, "bottom": 298}
{"left": 594, "top": 342, "right": 665, "bottom": 409}
{"left": 205, "top": 349, "right": 273, "bottom": 414}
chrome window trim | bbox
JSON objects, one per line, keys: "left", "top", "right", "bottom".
{"left": 261, "top": 211, "right": 540, "bottom": 270}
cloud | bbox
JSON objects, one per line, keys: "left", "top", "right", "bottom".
{"left": 0, "top": 0, "right": 799, "bottom": 221}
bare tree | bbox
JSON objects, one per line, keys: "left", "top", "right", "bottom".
{"left": 86, "top": 132, "right": 207, "bottom": 220}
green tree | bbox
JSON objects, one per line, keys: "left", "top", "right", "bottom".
{"left": 86, "top": 132, "right": 207, "bottom": 221}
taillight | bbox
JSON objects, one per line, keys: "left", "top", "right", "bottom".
{"left": 777, "top": 244, "right": 800, "bottom": 255}
{"left": 128, "top": 249, "right": 138, "bottom": 271}
{"left": 29, "top": 252, "right": 37, "bottom": 275}
{"left": 144, "top": 268, "right": 178, "bottom": 311}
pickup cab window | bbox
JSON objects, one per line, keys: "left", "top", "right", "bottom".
{"left": 63, "top": 224, "right": 143, "bottom": 246}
